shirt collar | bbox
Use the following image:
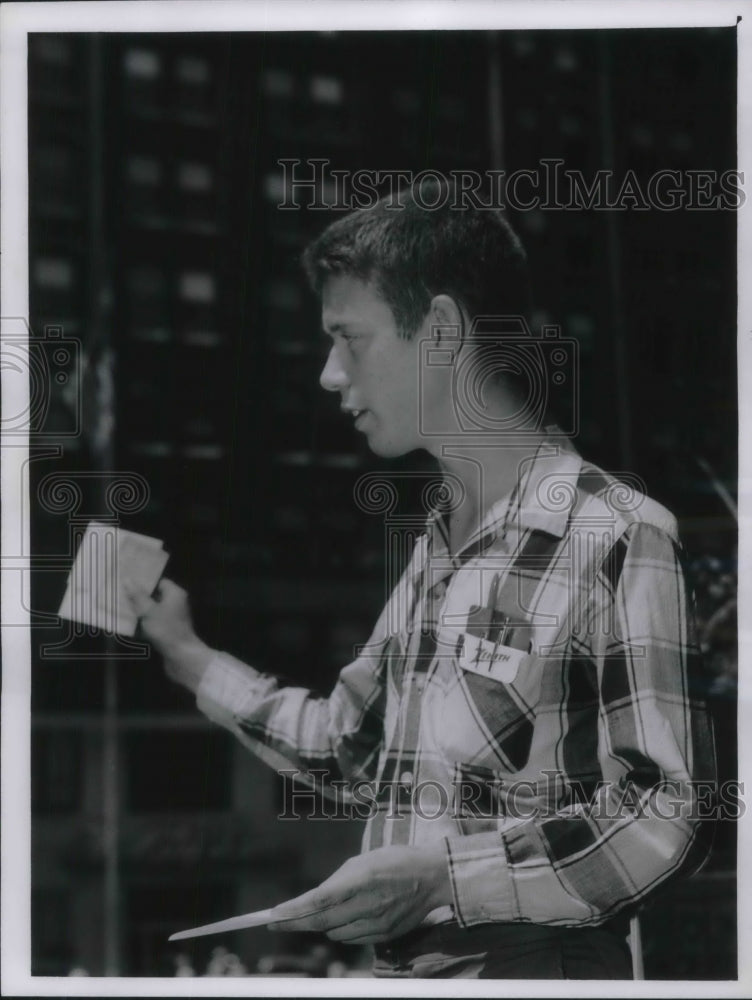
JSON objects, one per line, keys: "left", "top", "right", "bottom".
{"left": 426, "top": 429, "right": 583, "bottom": 561}
{"left": 513, "top": 432, "right": 583, "bottom": 538}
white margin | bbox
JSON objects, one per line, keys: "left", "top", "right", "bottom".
{"left": 0, "top": 3, "right": 32, "bottom": 995}
{"left": 1, "top": 0, "right": 749, "bottom": 997}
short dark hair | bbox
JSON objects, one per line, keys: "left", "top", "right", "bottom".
{"left": 301, "top": 180, "right": 532, "bottom": 339}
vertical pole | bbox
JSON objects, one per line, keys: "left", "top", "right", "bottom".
{"left": 102, "top": 656, "right": 120, "bottom": 975}
{"left": 487, "top": 31, "right": 504, "bottom": 173}
{"left": 87, "top": 35, "right": 120, "bottom": 975}
{"left": 629, "top": 915, "right": 645, "bottom": 979}
{"left": 597, "top": 35, "right": 633, "bottom": 470}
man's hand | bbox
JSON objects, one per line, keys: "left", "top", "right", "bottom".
{"left": 267, "top": 844, "right": 452, "bottom": 945}
{"left": 124, "top": 578, "right": 212, "bottom": 694}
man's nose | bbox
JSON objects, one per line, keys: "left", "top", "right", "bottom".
{"left": 319, "top": 345, "right": 348, "bottom": 393}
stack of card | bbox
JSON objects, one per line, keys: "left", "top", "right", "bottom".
{"left": 58, "top": 520, "right": 169, "bottom": 636}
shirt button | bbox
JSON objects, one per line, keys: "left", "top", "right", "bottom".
{"left": 400, "top": 770, "right": 414, "bottom": 786}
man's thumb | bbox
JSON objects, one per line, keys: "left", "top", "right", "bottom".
{"left": 122, "top": 577, "right": 154, "bottom": 617}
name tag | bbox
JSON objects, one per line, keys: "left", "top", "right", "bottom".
{"left": 459, "top": 633, "right": 527, "bottom": 683}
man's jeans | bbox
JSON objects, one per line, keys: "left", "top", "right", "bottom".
{"left": 372, "top": 919, "right": 633, "bottom": 979}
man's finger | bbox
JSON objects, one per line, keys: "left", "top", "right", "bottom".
{"left": 154, "top": 579, "right": 187, "bottom": 603}
{"left": 270, "top": 897, "right": 374, "bottom": 935}
{"left": 121, "top": 578, "right": 154, "bottom": 617}
{"left": 324, "top": 918, "right": 391, "bottom": 944}
{"left": 326, "top": 915, "right": 390, "bottom": 944}
{"left": 268, "top": 893, "right": 338, "bottom": 932}
{"left": 268, "top": 883, "right": 361, "bottom": 933}
{"left": 317, "top": 890, "right": 393, "bottom": 940}
{"left": 268, "top": 904, "right": 335, "bottom": 934}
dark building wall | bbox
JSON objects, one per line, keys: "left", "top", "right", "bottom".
{"left": 28, "top": 28, "right": 737, "bottom": 978}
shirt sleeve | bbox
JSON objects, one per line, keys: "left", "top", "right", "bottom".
{"left": 444, "top": 521, "right": 717, "bottom": 928}
{"left": 193, "top": 547, "right": 423, "bottom": 791}
{"left": 194, "top": 638, "right": 388, "bottom": 794}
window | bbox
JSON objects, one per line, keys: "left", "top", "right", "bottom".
{"left": 32, "top": 730, "right": 82, "bottom": 813}
{"left": 125, "top": 730, "right": 232, "bottom": 811}
{"left": 32, "top": 889, "right": 73, "bottom": 975}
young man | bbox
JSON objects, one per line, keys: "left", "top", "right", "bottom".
{"left": 130, "top": 185, "right": 715, "bottom": 979}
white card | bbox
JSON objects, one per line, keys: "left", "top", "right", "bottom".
{"left": 459, "top": 633, "right": 527, "bottom": 683}
{"left": 58, "top": 520, "right": 169, "bottom": 636}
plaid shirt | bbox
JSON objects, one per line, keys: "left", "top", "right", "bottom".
{"left": 197, "top": 434, "right": 715, "bottom": 928}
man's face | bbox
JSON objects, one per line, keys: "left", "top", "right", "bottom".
{"left": 319, "top": 274, "right": 435, "bottom": 458}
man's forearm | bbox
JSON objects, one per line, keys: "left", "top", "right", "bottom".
{"left": 163, "top": 638, "right": 215, "bottom": 695}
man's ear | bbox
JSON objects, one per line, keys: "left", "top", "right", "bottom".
{"left": 429, "top": 294, "right": 465, "bottom": 349}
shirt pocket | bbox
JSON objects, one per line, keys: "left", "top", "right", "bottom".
{"left": 438, "top": 631, "right": 539, "bottom": 774}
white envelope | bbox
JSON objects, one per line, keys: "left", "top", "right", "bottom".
{"left": 168, "top": 901, "right": 454, "bottom": 942}
{"left": 169, "top": 908, "right": 274, "bottom": 941}
{"left": 58, "top": 520, "right": 169, "bottom": 636}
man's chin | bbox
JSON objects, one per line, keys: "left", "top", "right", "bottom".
{"left": 364, "top": 434, "right": 412, "bottom": 459}
{"left": 367, "top": 443, "right": 404, "bottom": 459}
{"left": 366, "top": 439, "right": 424, "bottom": 460}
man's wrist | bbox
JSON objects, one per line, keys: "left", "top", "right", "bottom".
{"left": 163, "top": 639, "right": 214, "bottom": 694}
{"left": 420, "top": 841, "right": 453, "bottom": 912}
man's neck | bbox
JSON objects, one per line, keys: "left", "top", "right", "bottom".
{"left": 433, "top": 432, "right": 549, "bottom": 555}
